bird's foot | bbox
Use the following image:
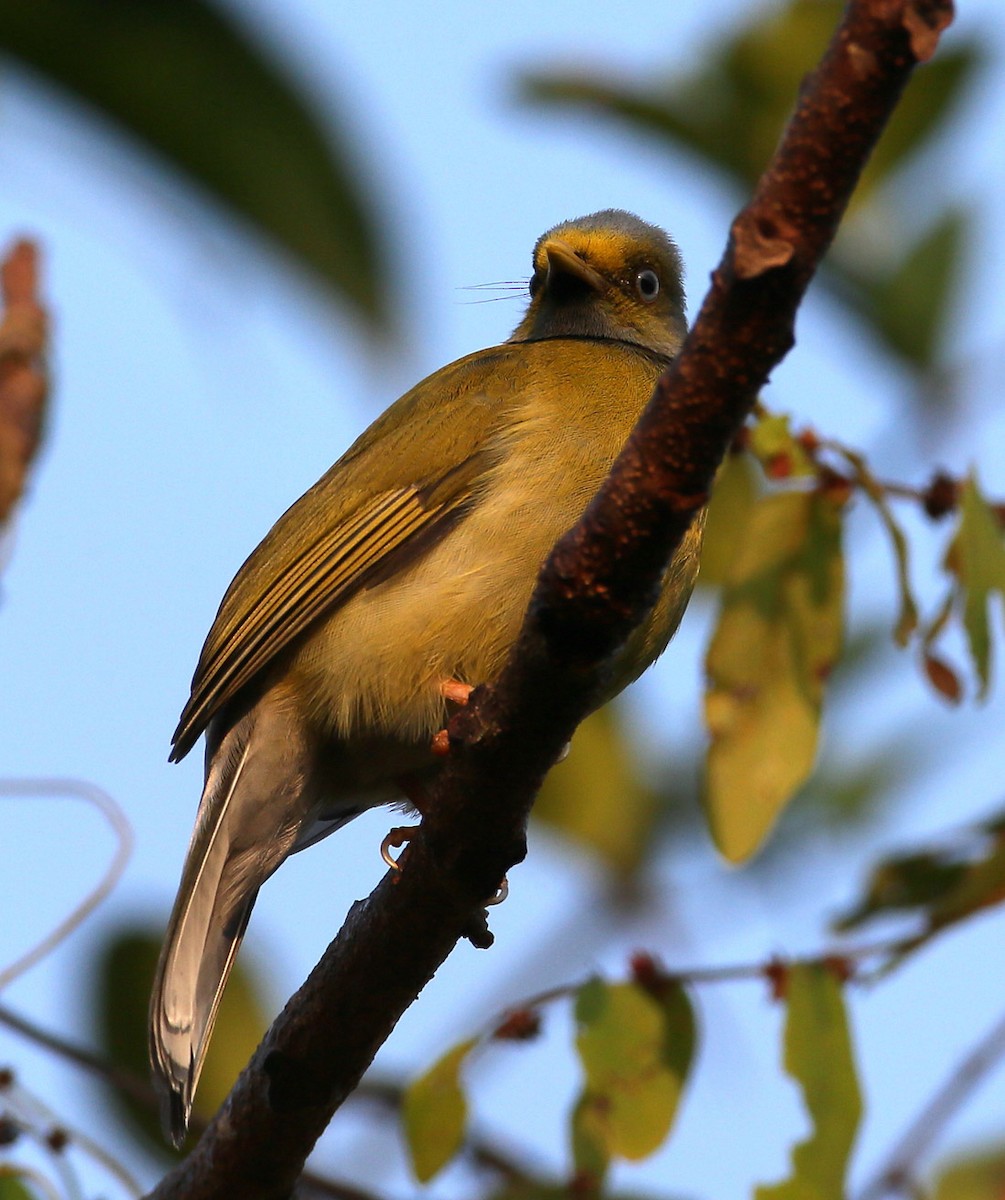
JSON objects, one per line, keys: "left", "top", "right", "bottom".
{"left": 381, "top": 824, "right": 418, "bottom": 871}
{"left": 440, "top": 678, "right": 474, "bottom": 705}
{"left": 432, "top": 678, "right": 474, "bottom": 756}
{"left": 380, "top": 822, "right": 509, "bottom": 906}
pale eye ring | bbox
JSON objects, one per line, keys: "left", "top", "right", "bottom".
{"left": 635, "top": 268, "right": 660, "bottom": 301}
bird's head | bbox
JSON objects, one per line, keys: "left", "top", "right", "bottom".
{"left": 509, "top": 210, "right": 687, "bottom": 358}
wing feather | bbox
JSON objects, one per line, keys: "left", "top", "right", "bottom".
{"left": 169, "top": 343, "right": 529, "bottom": 761}
{"left": 170, "top": 425, "right": 498, "bottom": 761}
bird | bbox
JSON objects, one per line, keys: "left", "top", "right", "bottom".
{"left": 149, "top": 209, "right": 704, "bottom": 1145}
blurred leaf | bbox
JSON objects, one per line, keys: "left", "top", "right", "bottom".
{"left": 756, "top": 964, "right": 862, "bottom": 1200}
{"left": 0, "top": 1176, "right": 39, "bottom": 1200}
{"left": 93, "top": 925, "right": 268, "bottom": 1155}
{"left": 573, "top": 980, "right": 691, "bottom": 1165}
{"left": 749, "top": 414, "right": 816, "bottom": 480}
{"left": 932, "top": 1144, "right": 1005, "bottom": 1200}
{"left": 859, "top": 209, "right": 967, "bottom": 369}
{"left": 951, "top": 474, "right": 1005, "bottom": 699}
{"left": 834, "top": 849, "right": 971, "bottom": 933}
{"left": 704, "top": 490, "right": 845, "bottom": 862}
{"left": 834, "top": 445, "right": 918, "bottom": 645}
{"left": 0, "top": 0, "right": 389, "bottom": 330}
{"left": 656, "top": 980, "right": 697, "bottom": 1082}
{"left": 571, "top": 1090, "right": 612, "bottom": 1186}
{"left": 521, "top": 0, "right": 841, "bottom": 194}
{"left": 521, "top": 0, "right": 978, "bottom": 210}
{"left": 924, "top": 652, "right": 963, "bottom": 704}
{"left": 490, "top": 1187, "right": 678, "bottom": 1200}
{"left": 534, "top": 706, "right": 658, "bottom": 875}
{"left": 402, "top": 1038, "right": 476, "bottom": 1183}
{"left": 700, "top": 449, "right": 761, "bottom": 587}
{"left": 834, "top": 809, "right": 1005, "bottom": 954}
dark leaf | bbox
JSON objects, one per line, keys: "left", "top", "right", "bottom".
{"left": 521, "top": 1, "right": 978, "bottom": 207}
{"left": 858, "top": 209, "right": 968, "bottom": 370}
{"left": 92, "top": 925, "right": 268, "bottom": 1155}
{"left": 0, "top": 0, "right": 390, "bottom": 330}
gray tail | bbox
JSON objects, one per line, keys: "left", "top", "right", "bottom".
{"left": 149, "top": 697, "right": 315, "bottom": 1147}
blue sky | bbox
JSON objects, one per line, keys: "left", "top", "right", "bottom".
{"left": 2, "top": 1, "right": 1005, "bottom": 1195}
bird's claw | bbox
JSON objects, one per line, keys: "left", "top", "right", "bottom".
{"left": 381, "top": 824, "right": 418, "bottom": 871}
{"left": 381, "top": 824, "right": 508, "bottom": 907}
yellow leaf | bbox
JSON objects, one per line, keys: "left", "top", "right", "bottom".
{"left": 574, "top": 980, "right": 690, "bottom": 1162}
{"left": 704, "top": 491, "right": 844, "bottom": 861}
{"left": 403, "top": 1039, "right": 476, "bottom": 1183}
{"left": 933, "top": 1144, "right": 1005, "bottom": 1200}
{"left": 699, "top": 450, "right": 760, "bottom": 587}
{"left": 954, "top": 473, "right": 1005, "bottom": 699}
{"left": 534, "top": 706, "right": 656, "bottom": 874}
{"left": 749, "top": 413, "right": 815, "bottom": 479}
{"left": 757, "top": 964, "right": 862, "bottom": 1200}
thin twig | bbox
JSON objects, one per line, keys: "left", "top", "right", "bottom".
{"left": 3, "top": 1072, "right": 141, "bottom": 1198}
{"left": 0, "top": 779, "right": 133, "bottom": 990}
{"left": 0, "top": 1005, "right": 388, "bottom": 1200}
{"left": 0, "top": 1002, "right": 154, "bottom": 1109}
{"left": 857, "top": 1006, "right": 1005, "bottom": 1200}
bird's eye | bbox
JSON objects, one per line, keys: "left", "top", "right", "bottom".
{"left": 635, "top": 269, "right": 660, "bottom": 302}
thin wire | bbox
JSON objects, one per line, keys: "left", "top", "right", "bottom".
{"left": 0, "top": 778, "right": 133, "bottom": 990}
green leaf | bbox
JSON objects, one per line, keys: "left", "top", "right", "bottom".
{"left": 749, "top": 414, "right": 815, "bottom": 480}
{"left": 700, "top": 449, "right": 761, "bottom": 588}
{"left": 0, "top": 0, "right": 389, "bottom": 330}
{"left": 0, "top": 1174, "right": 40, "bottom": 1200}
{"left": 953, "top": 474, "right": 1005, "bottom": 699}
{"left": 488, "top": 1187, "right": 681, "bottom": 1200}
{"left": 833, "top": 849, "right": 971, "bottom": 933}
{"left": 862, "top": 209, "right": 967, "bottom": 369}
{"left": 92, "top": 926, "right": 269, "bottom": 1154}
{"left": 570, "top": 1091, "right": 612, "bottom": 1186}
{"left": 403, "top": 1038, "right": 477, "bottom": 1183}
{"left": 704, "top": 490, "right": 845, "bottom": 861}
{"left": 656, "top": 980, "right": 697, "bottom": 1082}
{"left": 534, "top": 706, "right": 658, "bottom": 875}
{"left": 834, "top": 809, "right": 1005, "bottom": 958}
{"left": 520, "top": 0, "right": 842, "bottom": 195}
{"left": 756, "top": 964, "right": 862, "bottom": 1200}
{"left": 521, "top": 0, "right": 978, "bottom": 209}
{"left": 573, "top": 980, "right": 692, "bottom": 1165}
{"left": 861, "top": 46, "right": 980, "bottom": 202}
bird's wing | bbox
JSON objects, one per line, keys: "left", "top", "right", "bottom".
{"left": 170, "top": 346, "right": 517, "bottom": 760}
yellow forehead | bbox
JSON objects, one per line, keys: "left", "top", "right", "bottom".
{"left": 533, "top": 228, "right": 649, "bottom": 276}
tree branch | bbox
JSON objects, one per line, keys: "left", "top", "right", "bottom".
{"left": 0, "top": 239, "right": 48, "bottom": 530}
{"left": 147, "top": 2, "right": 954, "bottom": 1195}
